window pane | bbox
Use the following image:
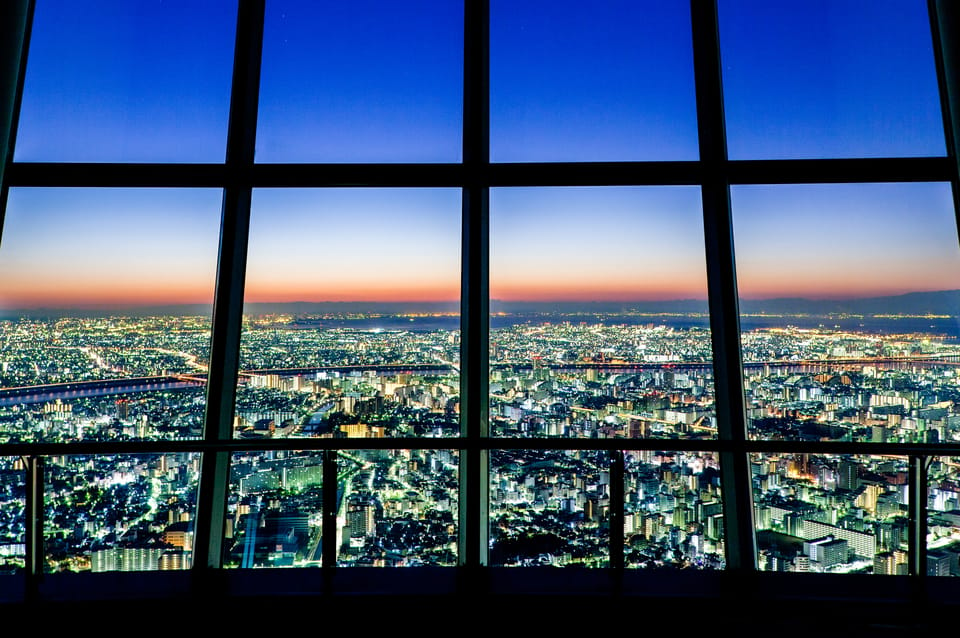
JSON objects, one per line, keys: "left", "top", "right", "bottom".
{"left": 0, "top": 189, "right": 221, "bottom": 443}
{"left": 490, "top": 449, "right": 610, "bottom": 566}
{"left": 256, "top": 0, "right": 463, "bottom": 162}
{"left": 491, "top": 0, "right": 699, "bottom": 161}
{"left": 236, "top": 189, "right": 461, "bottom": 440}
{"left": 224, "top": 450, "right": 324, "bottom": 568}
{"left": 752, "top": 453, "right": 908, "bottom": 574}
{"left": 719, "top": 0, "right": 946, "bottom": 159}
{"left": 624, "top": 450, "right": 725, "bottom": 570}
{"left": 336, "top": 450, "right": 458, "bottom": 567}
{"left": 490, "top": 187, "right": 714, "bottom": 439}
{"left": 15, "top": 0, "right": 236, "bottom": 162}
{"left": 0, "top": 459, "right": 25, "bottom": 573}
{"left": 928, "top": 457, "right": 960, "bottom": 576}
{"left": 44, "top": 453, "right": 201, "bottom": 573}
{"left": 732, "top": 183, "right": 960, "bottom": 443}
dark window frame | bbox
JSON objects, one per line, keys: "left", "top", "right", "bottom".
{"left": 0, "top": 0, "right": 958, "bottom": 602}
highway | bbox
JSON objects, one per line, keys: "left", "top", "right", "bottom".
{"left": 2, "top": 354, "right": 959, "bottom": 406}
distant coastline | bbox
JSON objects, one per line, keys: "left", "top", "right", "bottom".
{"left": 2, "top": 289, "right": 960, "bottom": 319}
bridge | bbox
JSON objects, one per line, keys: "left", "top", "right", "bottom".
{"left": 1, "top": 354, "right": 958, "bottom": 406}
{"left": 494, "top": 354, "right": 960, "bottom": 375}
{"left": 0, "top": 375, "right": 206, "bottom": 407}
{"left": 240, "top": 363, "right": 455, "bottom": 377}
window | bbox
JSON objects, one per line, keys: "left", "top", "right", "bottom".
{"left": 0, "top": 0, "right": 959, "bottom": 603}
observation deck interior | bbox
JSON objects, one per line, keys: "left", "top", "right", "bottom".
{"left": 1, "top": 2, "right": 960, "bottom": 634}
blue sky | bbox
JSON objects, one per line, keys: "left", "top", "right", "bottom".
{"left": 15, "top": 0, "right": 236, "bottom": 163}
{"left": 719, "top": 0, "right": 945, "bottom": 159}
{"left": 732, "top": 182, "right": 960, "bottom": 299}
{"left": 3, "top": 0, "right": 956, "bottom": 308}
{"left": 490, "top": 0, "right": 698, "bottom": 161}
{"left": 15, "top": 0, "right": 943, "bottom": 163}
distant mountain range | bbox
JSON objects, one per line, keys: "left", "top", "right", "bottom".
{"left": 2, "top": 290, "right": 960, "bottom": 318}
{"left": 498, "top": 290, "right": 960, "bottom": 315}
{"left": 738, "top": 289, "right": 960, "bottom": 316}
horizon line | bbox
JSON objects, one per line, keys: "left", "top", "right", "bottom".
{"left": 1, "top": 288, "right": 959, "bottom": 314}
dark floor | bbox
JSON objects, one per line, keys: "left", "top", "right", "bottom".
{"left": 4, "top": 568, "right": 960, "bottom": 636}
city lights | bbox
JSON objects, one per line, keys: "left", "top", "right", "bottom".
{"left": 0, "top": 0, "right": 958, "bottom": 612}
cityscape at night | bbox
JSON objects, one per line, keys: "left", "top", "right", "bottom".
{"left": 2, "top": 303, "right": 960, "bottom": 574}
{"left": 3, "top": 10, "right": 960, "bottom": 638}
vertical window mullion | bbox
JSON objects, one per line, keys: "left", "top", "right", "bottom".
{"left": 929, "top": 2, "right": 960, "bottom": 370}
{"left": 907, "top": 455, "right": 927, "bottom": 579}
{"left": 609, "top": 450, "right": 625, "bottom": 572}
{"left": 929, "top": 0, "right": 960, "bottom": 176}
{"left": 924, "top": 1, "right": 957, "bottom": 587}
{"left": 193, "top": 0, "right": 264, "bottom": 574}
{"left": 322, "top": 450, "right": 338, "bottom": 572}
{"left": 24, "top": 455, "right": 42, "bottom": 599}
{"left": 0, "top": 0, "right": 33, "bottom": 593}
{"left": 690, "top": 0, "right": 755, "bottom": 571}
{"left": 0, "top": 0, "right": 32, "bottom": 221}
{"left": 460, "top": 0, "right": 490, "bottom": 572}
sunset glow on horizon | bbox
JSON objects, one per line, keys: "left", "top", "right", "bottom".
{"left": 2, "top": 1, "right": 956, "bottom": 312}
{"left": 732, "top": 182, "right": 960, "bottom": 301}
{"left": 243, "top": 188, "right": 461, "bottom": 305}
{"left": 491, "top": 186, "right": 709, "bottom": 303}
{"left": 0, "top": 188, "right": 220, "bottom": 310}
{"left": 2, "top": 182, "right": 960, "bottom": 310}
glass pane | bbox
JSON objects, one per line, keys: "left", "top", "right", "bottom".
{"left": 624, "top": 450, "right": 725, "bottom": 569}
{"left": 927, "top": 457, "right": 960, "bottom": 576}
{"left": 490, "top": 449, "right": 610, "bottom": 566}
{"left": 236, "top": 189, "right": 461, "bottom": 440}
{"left": 490, "top": 187, "right": 714, "bottom": 439}
{"left": 0, "top": 189, "right": 221, "bottom": 443}
{"left": 0, "top": 458, "right": 25, "bottom": 573}
{"left": 44, "top": 453, "right": 201, "bottom": 573}
{"left": 752, "top": 453, "right": 909, "bottom": 574}
{"left": 224, "top": 450, "right": 325, "bottom": 568}
{"left": 257, "top": 0, "right": 463, "bottom": 162}
{"left": 732, "top": 183, "right": 960, "bottom": 443}
{"left": 336, "top": 449, "right": 458, "bottom": 567}
{"left": 16, "top": 0, "right": 236, "bottom": 162}
{"left": 719, "top": 0, "right": 945, "bottom": 159}
{"left": 491, "top": 0, "right": 699, "bottom": 161}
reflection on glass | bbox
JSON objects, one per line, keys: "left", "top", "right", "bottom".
{"left": 719, "top": 0, "right": 945, "bottom": 159}
{"left": 16, "top": 0, "right": 236, "bottom": 162}
{"left": 491, "top": 0, "right": 698, "bottom": 161}
{"left": 0, "top": 189, "right": 222, "bottom": 443}
{"left": 490, "top": 449, "right": 610, "bottom": 566}
{"left": 224, "top": 450, "right": 325, "bottom": 568}
{"left": 752, "top": 453, "right": 908, "bottom": 574}
{"left": 732, "top": 183, "right": 960, "bottom": 443}
{"left": 0, "top": 458, "right": 25, "bottom": 573}
{"left": 43, "top": 454, "right": 200, "bottom": 573}
{"left": 927, "top": 457, "right": 960, "bottom": 576}
{"left": 624, "top": 450, "right": 724, "bottom": 569}
{"left": 336, "top": 450, "right": 458, "bottom": 567}
{"left": 236, "top": 189, "right": 461, "bottom": 440}
{"left": 490, "top": 187, "right": 714, "bottom": 439}
{"left": 257, "top": 0, "right": 463, "bottom": 162}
